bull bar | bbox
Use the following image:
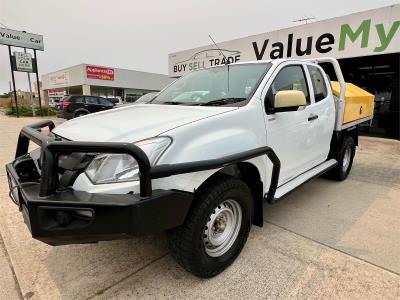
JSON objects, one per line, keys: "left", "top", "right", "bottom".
{"left": 5, "top": 120, "right": 280, "bottom": 245}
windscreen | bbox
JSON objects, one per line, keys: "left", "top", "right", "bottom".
{"left": 152, "top": 63, "right": 271, "bottom": 106}
{"left": 136, "top": 92, "right": 158, "bottom": 104}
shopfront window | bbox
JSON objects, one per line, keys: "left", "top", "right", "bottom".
{"left": 323, "top": 53, "right": 399, "bottom": 139}
{"left": 125, "top": 94, "right": 143, "bottom": 102}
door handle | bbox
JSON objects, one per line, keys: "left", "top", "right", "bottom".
{"left": 308, "top": 114, "right": 318, "bottom": 121}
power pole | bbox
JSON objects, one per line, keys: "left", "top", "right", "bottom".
{"left": 24, "top": 48, "right": 35, "bottom": 116}
{"left": 33, "top": 49, "right": 42, "bottom": 115}
{"left": 8, "top": 45, "right": 19, "bottom": 117}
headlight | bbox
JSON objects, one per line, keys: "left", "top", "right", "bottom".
{"left": 85, "top": 137, "right": 171, "bottom": 184}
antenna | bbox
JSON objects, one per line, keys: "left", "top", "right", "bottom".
{"left": 208, "top": 34, "right": 229, "bottom": 64}
{"left": 293, "top": 15, "right": 316, "bottom": 24}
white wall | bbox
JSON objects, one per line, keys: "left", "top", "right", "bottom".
{"left": 42, "top": 64, "right": 85, "bottom": 90}
{"left": 42, "top": 64, "right": 174, "bottom": 91}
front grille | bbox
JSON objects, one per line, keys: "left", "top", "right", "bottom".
{"left": 22, "top": 147, "right": 94, "bottom": 190}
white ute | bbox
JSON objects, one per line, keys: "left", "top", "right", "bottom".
{"left": 6, "top": 58, "right": 373, "bottom": 278}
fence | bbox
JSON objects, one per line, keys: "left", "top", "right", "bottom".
{"left": 0, "top": 97, "right": 41, "bottom": 108}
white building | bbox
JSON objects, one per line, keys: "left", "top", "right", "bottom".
{"left": 42, "top": 64, "right": 174, "bottom": 102}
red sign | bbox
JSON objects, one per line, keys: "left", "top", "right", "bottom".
{"left": 48, "top": 89, "right": 66, "bottom": 96}
{"left": 86, "top": 65, "right": 114, "bottom": 81}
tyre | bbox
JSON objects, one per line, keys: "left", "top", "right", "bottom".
{"left": 74, "top": 111, "right": 87, "bottom": 118}
{"left": 326, "top": 136, "right": 355, "bottom": 181}
{"left": 167, "top": 176, "right": 253, "bottom": 278}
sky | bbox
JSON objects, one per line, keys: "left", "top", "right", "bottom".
{"left": 0, "top": 0, "right": 399, "bottom": 94}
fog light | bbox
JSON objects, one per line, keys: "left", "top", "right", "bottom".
{"left": 75, "top": 210, "right": 94, "bottom": 218}
{"left": 38, "top": 207, "right": 94, "bottom": 230}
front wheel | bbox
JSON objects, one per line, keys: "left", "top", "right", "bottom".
{"left": 167, "top": 176, "right": 252, "bottom": 278}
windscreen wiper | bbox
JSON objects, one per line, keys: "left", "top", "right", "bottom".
{"left": 158, "top": 101, "right": 186, "bottom": 105}
{"left": 200, "top": 97, "right": 247, "bottom": 106}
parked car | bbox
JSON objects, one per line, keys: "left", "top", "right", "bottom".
{"left": 55, "top": 95, "right": 69, "bottom": 110}
{"left": 6, "top": 58, "right": 374, "bottom": 278}
{"left": 48, "top": 98, "right": 61, "bottom": 108}
{"left": 57, "top": 95, "right": 114, "bottom": 119}
{"left": 106, "top": 96, "right": 124, "bottom": 105}
{"left": 115, "top": 92, "right": 158, "bottom": 108}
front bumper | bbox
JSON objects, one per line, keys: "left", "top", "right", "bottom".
{"left": 6, "top": 162, "right": 192, "bottom": 245}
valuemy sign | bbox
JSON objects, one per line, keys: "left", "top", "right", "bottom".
{"left": 169, "top": 5, "right": 400, "bottom": 77}
{"left": 0, "top": 28, "right": 44, "bottom": 51}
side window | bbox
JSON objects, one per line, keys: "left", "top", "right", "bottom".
{"left": 267, "top": 65, "right": 310, "bottom": 107}
{"left": 74, "top": 96, "right": 85, "bottom": 104}
{"left": 307, "top": 65, "right": 328, "bottom": 102}
{"left": 85, "top": 97, "right": 98, "bottom": 105}
{"left": 98, "top": 98, "right": 113, "bottom": 106}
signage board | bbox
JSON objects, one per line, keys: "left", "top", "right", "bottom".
{"left": 13, "top": 51, "right": 33, "bottom": 72}
{"left": 48, "top": 89, "right": 66, "bottom": 97}
{"left": 49, "top": 71, "right": 70, "bottom": 86}
{"left": 168, "top": 4, "right": 400, "bottom": 76}
{"left": 86, "top": 65, "right": 115, "bottom": 81}
{"left": 0, "top": 28, "right": 44, "bottom": 51}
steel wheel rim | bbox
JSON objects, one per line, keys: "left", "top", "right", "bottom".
{"left": 203, "top": 199, "right": 242, "bottom": 257}
{"left": 342, "top": 146, "right": 351, "bottom": 172}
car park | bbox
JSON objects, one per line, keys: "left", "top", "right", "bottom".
{"left": 5, "top": 57, "right": 374, "bottom": 278}
{"left": 57, "top": 95, "right": 115, "bottom": 119}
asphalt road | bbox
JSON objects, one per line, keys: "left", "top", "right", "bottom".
{"left": 0, "top": 115, "right": 399, "bottom": 299}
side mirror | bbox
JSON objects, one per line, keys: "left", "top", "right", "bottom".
{"left": 274, "top": 90, "right": 306, "bottom": 112}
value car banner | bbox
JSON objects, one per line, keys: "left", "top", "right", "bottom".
{"left": 86, "top": 65, "right": 115, "bottom": 81}
{"left": 0, "top": 28, "right": 44, "bottom": 51}
{"left": 168, "top": 4, "right": 400, "bottom": 77}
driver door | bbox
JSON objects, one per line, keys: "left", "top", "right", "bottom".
{"left": 264, "top": 64, "right": 315, "bottom": 185}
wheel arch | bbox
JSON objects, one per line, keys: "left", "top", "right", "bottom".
{"left": 193, "top": 162, "right": 264, "bottom": 227}
{"left": 329, "top": 126, "right": 358, "bottom": 158}
{"left": 73, "top": 108, "right": 90, "bottom": 118}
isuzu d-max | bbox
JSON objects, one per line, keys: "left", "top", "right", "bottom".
{"left": 6, "top": 58, "right": 374, "bottom": 278}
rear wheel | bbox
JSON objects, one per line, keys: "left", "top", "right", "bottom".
{"left": 74, "top": 111, "right": 87, "bottom": 118}
{"left": 327, "top": 136, "right": 355, "bottom": 181}
{"left": 167, "top": 176, "right": 252, "bottom": 278}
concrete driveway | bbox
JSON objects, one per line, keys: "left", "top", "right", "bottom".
{"left": 0, "top": 115, "right": 399, "bottom": 299}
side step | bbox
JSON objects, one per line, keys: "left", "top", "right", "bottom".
{"left": 272, "top": 159, "right": 338, "bottom": 201}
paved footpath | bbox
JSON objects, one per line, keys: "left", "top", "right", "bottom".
{"left": 0, "top": 234, "right": 22, "bottom": 299}
{"left": 0, "top": 115, "right": 399, "bottom": 299}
